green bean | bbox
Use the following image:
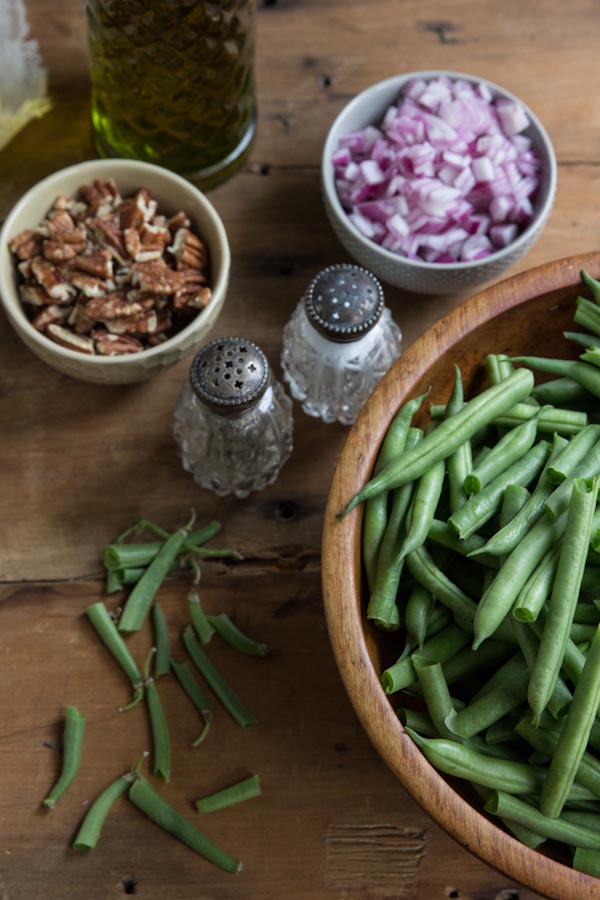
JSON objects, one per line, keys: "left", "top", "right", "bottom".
{"left": 362, "top": 392, "right": 427, "bottom": 590}
{"left": 485, "top": 353, "right": 509, "bottom": 385}
{"left": 86, "top": 602, "right": 144, "bottom": 710}
{"left": 511, "top": 355, "right": 600, "bottom": 399}
{"left": 498, "top": 484, "right": 531, "bottom": 563}
{"left": 530, "top": 376, "right": 588, "bottom": 405}
{"left": 581, "top": 269, "right": 600, "bottom": 304}
{"left": 397, "top": 708, "right": 438, "bottom": 737}
{"left": 565, "top": 331, "right": 600, "bottom": 351}
{"left": 445, "top": 365, "right": 472, "bottom": 513}
{"left": 448, "top": 441, "right": 550, "bottom": 541}
{"left": 485, "top": 791, "right": 600, "bottom": 849}
{"left": 424, "top": 605, "right": 453, "bottom": 640}
{"left": 152, "top": 602, "right": 170, "bottom": 678}
{"left": 209, "top": 613, "right": 269, "bottom": 658}
{"left": 545, "top": 438, "right": 600, "bottom": 521}
{"left": 405, "top": 585, "right": 435, "bottom": 649}
{"left": 340, "top": 368, "right": 534, "bottom": 516}
{"left": 73, "top": 769, "right": 136, "bottom": 849}
{"left": 447, "top": 655, "right": 529, "bottom": 738}
{"left": 574, "top": 602, "right": 600, "bottom": 625}
{"left": 380, "top": 623, "right": 470, "bottom": 694}
{"left": 196, "top": 774, "right": 261, "bottom": 813}
{"left": 441, "top": 640, "right": 514, "bottom": 687}
{"left": 129, "top": 776, "right": 242, "bottom": 873}
{"left": 119, "top": 513, "right": 196, "bottom": 633}
{"left": 464, "top": 410, "right": 542, "bottom": 496}
{"left": 43, "top": 706, "right": 86, "bottom": 809}
{"left": 188, "top": 590, "right": 215, "bottom": 644}
{"left": 367, "top": 428, "right": 423, "bottom": 628}
{"left": 473, "top": 510, "right": 567, "bottom": 649}
{"left": 170, "top": 658, "right": 212, "bottom": 747}
{"left": 431, "top": 401, "right": 587, "bottom": 435}
{"left": 143, "top": 650, "right": 170, "bottom": 782}
{"left": 575, "top": 296, "right": 600, "bottom": 336}
{"left": 400, "top": 460, "right": 445, "bottom": 563}
{"left": 546, "top": 425, "right": 600, "bottom": 485}
{"left": 529, "top": 478, "right": 599, "bottom": 724}
{"left": 573, "top": 847, "right": 600, "bottom": 877}
{"left": 513, "top": 544, "right": 560, "bottom": 623}
{"left": 183, "top": 626, "right": 256, "bottom": 727}
{"left": 571, "top": 623, "right": 599, "bottom": 643}
{"left": 406, "top": 728, "right": 575, "bottom": 797}
{"left": 405, "top": 545, "right": 478, "bottom": 626}
{"left": 412, "top": 658, "right": 460, "bottom": 740}
{"left": 540, "top": 628, "right": 600, "bottom": 818}
{"left": 106, "top": 568, "right": 124, "bottom": 593}
{"left": 485, "top": 715, "right": 521, "bottom": 746}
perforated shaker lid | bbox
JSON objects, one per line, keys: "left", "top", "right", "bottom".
{"left": 304, "top": 264, "right": 385, "bottom": 343}
{"left": 190, "top": 337, "right": 270, "bottom": 413}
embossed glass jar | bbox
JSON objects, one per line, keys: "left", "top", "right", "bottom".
{"left": 174, "top": 337, "right": 293, "bottom": 498}
{"left": 281, "top": 264, "right": 403, "bottom": 425}
{"left": 86, "top": 0, "right": 256, "bottom": 189}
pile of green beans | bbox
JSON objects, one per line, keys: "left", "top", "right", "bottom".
{"left": 43, "top": 514, "right": 267, "bottom": 874}
{"left": 350, "top": 269, "right": 600, "bottom": 876}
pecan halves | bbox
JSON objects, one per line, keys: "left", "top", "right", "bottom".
{"left": 43, "top": 240, "right": 86, "bottom": 263}
{"left": 168, "top": 227, "right": 207, "bottom": 270}
{"left": 32, "top": 304, "right": 72, "bottom": 332}
{"left": 130, "top": 260, "right": 183, "bottom": 294}
{"left": 69, "top": 271, "right": 108, "bottom": 298}
{"left": 20, "top": 284, "right": 60, "bottom": 306}
{"left": 9, "top": 230, "right": 43, "bottom": 261}
{"left": 72, "top": 250, "right": 113, "bottom": 279}
{"left": 30, "top": 257, "right": 77, "bottom": 302}
{"left": 86, "top": 292, "right": 154, "bottom": 321}
{"left": 93, "top": 330, "right": 144, "bottom": 355}
{"left": 46, "top": 324, "right": 95, "bottom": 355}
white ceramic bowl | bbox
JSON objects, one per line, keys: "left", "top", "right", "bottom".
{"left": 0, "top": 159, "right": 230, "bottom": 384}
{"left": 322, "top": 70, "right": 557, "bottom": 295}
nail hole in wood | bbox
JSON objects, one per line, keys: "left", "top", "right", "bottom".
{"left": 447, "top": 891, "right": 459, "bottom": 899}
{"left": 122, "top": 878, "right": 138, "bottom": 894}
{"left": 276, "top": 500, "right": 298, "bottom": 521}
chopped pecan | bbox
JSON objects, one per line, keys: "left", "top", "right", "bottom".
{"left": 167, "top": 211, "right": 191, "bottom": 233}
{"left": 19, "top": 284, "right": 56, "bottom": 306}
{"left": 118, "top": 197, "right": 144, "bottom": 231}
{"left": 18, "top": 259, "right": 33, "bottom": 279}
{"left": 69, "top": 271, "right": 107, "bottom": 298}
{"left": 105, "top": 308, "right": 171, "bottom": 335}
{"left": 72, "top": 250, "right": 113, "bottom": 279}
{"left": 131, "top": 260, "right": 183, "bottom": 294}
{"left": 32, "top": 304, "right": 72, "bottom": 332}
{"left": 86, "top": 292, "right": 154, "bottom": 321}
{"left": 47, "top": 210, "right": 76, "bottom": 235}
{"left": 9, "top": 229, "right": 43, "bottom": 261}
{"left": 43, "top": 240, "right": 85, "bottom": 263}
{"left": 68, "top": 302, "right": 95, "bottom": 334}
{"left": 173, "top": 285, "right": 212, "bottom": 311}
{"left": 90, "top": 217, "right": 128, "bottom": 262}
{"left": 30, "top": 257, "right": 76, "bottom": 302}
{"left": 136, "top": 189, "right": 157, "bottom": 223}
{"left": 46, "top": 324, "right": 95, "bottom": 355}
{"left": 123, "top": 227, "right": 141, "bottom": 260}
{"left": 94, "top": 331, "right": 144, "bottom": 355}
{"left": 168, "top": 227, "right": 207, "bottom": 270}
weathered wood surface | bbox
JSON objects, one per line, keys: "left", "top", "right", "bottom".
{"left": 1, "top": 0, "right": 599, "bottom": 897}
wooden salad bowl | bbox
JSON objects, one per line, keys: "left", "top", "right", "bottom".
{"left": 322, "top": 251, "right": 600, "bottom": 900}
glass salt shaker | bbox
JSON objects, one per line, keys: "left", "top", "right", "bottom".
{"left": 281, "top": 264, "right": 403, "bottom": 425}
{"left": 173, "top": 337, "right": 293, "bottom": 498}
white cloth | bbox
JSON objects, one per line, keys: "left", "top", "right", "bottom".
{"left": 0, "top": 0, "right": 50, "bottom": 151}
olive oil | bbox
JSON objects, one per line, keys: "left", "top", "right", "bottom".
{"left": 87, "top": 0, "right": 256, "bottom": 188}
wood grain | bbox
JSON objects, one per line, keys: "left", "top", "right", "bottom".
{"left": 2, "top": 0, "right": 600, "bottom": 897}
{"left": 323, "top": 252, "right": 600, "bottom": 900}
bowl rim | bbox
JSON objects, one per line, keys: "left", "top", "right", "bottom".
{"left": 321, "top": 69, "right": 557, "bottom": 272}
{"left": 322, "top": 250, "right": 600, "bottom": 899}
{"left": 0, "top": 158, "right": 231, "bottom": 367}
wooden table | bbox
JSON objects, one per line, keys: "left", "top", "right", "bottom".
{"left": 1, "top": 2, "right": 598, "bottom": 898}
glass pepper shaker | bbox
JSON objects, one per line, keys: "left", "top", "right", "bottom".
{"left": 173, "top": 337, "right": 293, "bottom": 498}
{"left": 281, "top": 264, "right": 403, "bottom": 425}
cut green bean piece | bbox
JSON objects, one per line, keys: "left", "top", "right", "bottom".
{"left": 129, "top": 777, "right": 242, "bottom": 873}
{"left": 413, "top": 659, "right": 459, "bottom": 740}
{"left": 473, "top": 510, "right": 567, "bottom": 649}
{"left": 516, "top": 715, "right": 600, "bottom": 802}
{"left": 513, "top": 544, "right": 560, "bottom": 623}
{"left": 208, "top": 614, "right": 269, "bottom": 658}
{"left": 575, "top": 296, "right": 600, "bottom": 336}
{"left": 170, "top": 658, "right": 212, "bottom": 747}
{"left": 405, "top": 545, "right": 478, "bottom": 626}
{"left": 540, "top": 624, "right": 600, "bottom": 818}
{"left": 582, "top": 348, "right": 600, "bottom": 370}
{"left": 427, "top": 520, "right": 498, "bottom": 569}
{"left": 446, "top": 656, "right": 529, "bottom": 739}
{"left": 400, "top": 458, "right": 445, "bottom": 561}
{"left": 362, "top": 392, "right": 427, "bottom": 590}
{"left": 73, "top": 770, "right": 135, "bottom": 849}
{"left": 105, "top": 522, "right": 228, "bottom": 571}
{"left": 511, "top": 619, "right": 572, "bottom": 719}
{"left": 449, "top": 441, "right": 550, "bottom": 541}
{"left": 431, "top": 401, "right": 587, "bottom": 435}
{"left": 405, "top": 585, "right": 435, "bottom": 649}
{"left": 397, "top": 708, "right": 437, "bottom": 738}
{"left": 341, "top": 368, "right": 534, "bottom": 516}
{"left": 566, "top": 331, "right": 600, "bottom": 351}
{"left": 531, "top": 376, "right": 588, "bottom": 405}
{"left": 86, "top": 602, "right": 143, "bottom": 710}
{"left": 119, "top": 514, "right": 195, "bottom": 633}
{"left": 547, "top": 425, "right": 600, "bottom": 485}
{"left": 441, "top": 640, "right": 513, "bottom": 687}
{"left": 196, "top": 774, "right": 261, "bottom": 813}
{"left": 464, "top": 410, "right": 542, "bottom": 496}
{"left": 445, "top": 365, "right": 472, "bottom": 514}
{"left": 106, "top": 568, "right": 124, "bottom": 593}
{"left": 574, "top": 847, "right": 600, "bottom": 877}
{"left": 380, "top": 623, "right": 469, "bottom": 694}
{"left": 152, "top": 603, "right": 170, "bottom": 678}
{"left": 146, "top": 675, "right": 171, "bottom": 782}
{"left": 188, "top": 590, "right": 215, "bottom": 644}
{"left": 183, "top": 627, "right": 256, "bottom": 727}
{"left": 511, "top": 355, "right": 600, "bottom": 400}
{"left": 528, "top": 478, "right": 599, "bottom": 724}
{"left": 581, "top": 269, "right": 600, "bottom": 304}
{"left": 43, "top": 706, "right": 86, "bottom": 809}
{"left": 485, "top": 791, "right": 600, "bottom": 850}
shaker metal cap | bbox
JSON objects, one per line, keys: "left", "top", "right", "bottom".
{"left": 304, "top": 264, "right": 385, "bottom": 342}
{"left": 190, "top": 337, "right": 269, "bottom": 413}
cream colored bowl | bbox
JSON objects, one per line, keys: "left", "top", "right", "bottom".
{"left": 0, "top": 159, "right": 230, "bottom": 384}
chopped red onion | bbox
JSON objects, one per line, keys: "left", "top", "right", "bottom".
{"left": 332, "top": 76, "right": 541, "bottom": 264}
